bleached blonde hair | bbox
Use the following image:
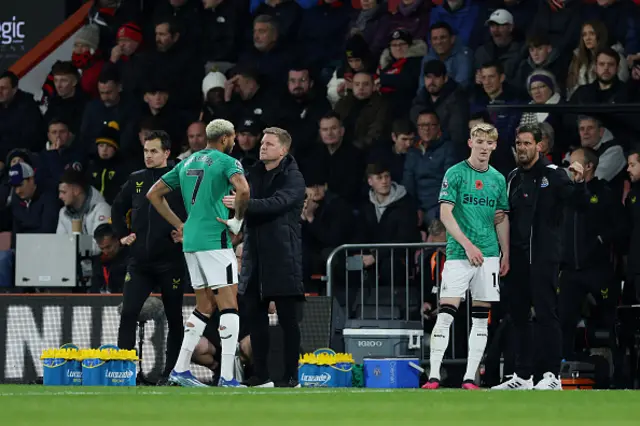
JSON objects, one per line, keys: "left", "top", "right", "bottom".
{"left": 205, "top": 119, "right": 235, "bottom": 142}
{"left": 470, "top": 122, "right": 499, "bottom": 141}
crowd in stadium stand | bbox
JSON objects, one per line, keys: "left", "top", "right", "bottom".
{"left": 1, "top": 0, "right": 640, "bottom": 378}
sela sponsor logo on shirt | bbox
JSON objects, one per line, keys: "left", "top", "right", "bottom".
{"left": 1, "top": 17, "right": 25, "bottom": 45}
{"left": 462, "top": 194, "right": 496, "bottom": 207}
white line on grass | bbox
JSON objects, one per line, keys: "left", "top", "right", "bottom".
{"left": 0, "top": 388, "right": 425, "bottom": 397}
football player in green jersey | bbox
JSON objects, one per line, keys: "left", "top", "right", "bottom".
{"left": 147, "top": 119, "right": 250, "bottom": 387}
{"left": 423, "top": 123, "right": 510, "bottom": 390}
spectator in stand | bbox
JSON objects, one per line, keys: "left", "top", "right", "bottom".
{"left": 419, "top": 22, "right": 474, "bottom": 90}
{"left": 109, "top": 22, "right": 144, "bottom": 100}
{"left": 87, "top": 121, "right": 132, "bottom": 205}
{"left": 91, "top": 223, "right": 129, "bottom": 294}
{"left": 474, "top": 9, "right": 524, "bottom": 83}
{"left": 539, "top": 122, "right": 556, "bottom": 163}
{"left": 79, "top": 66, "right": 139, "bottom": 156}
{"left": 518, "top": 70, "right": 565, "bottom": 155}
{"left": 514, "top": 34, "right": 570, "bottom": 96}
{"left": 354, "top": 162, "right": 420, "bottom": 287}
{"left": 302, "top": 112, "right": 365, "bottom": 204}
{"left": 569, "top": 48, "right": 640, "bottom": 145}
{"left": 388, "top": 0, "right": 431, "bottom": 42}
{"left": 138, "top": 17, "right": 203, "bottom": 113}
{"left": 326, "top": 34, "right": 377, "bottom": 107}
{"left": 566, "top": 20, "right": 628, "bottom": 98}
{"left": 88, "top": 0, "right": 142, "bottom": 54}
{"left": 277, "top": 66, "right": 330, "bottom": 161}
{"left": 471, "top": 62, "right": 522, "bottom": 176}
{"left": 238, "top": 14, "right": 295, "bottom": 87}
{"left": 70, "top": 24, "right": 105, "bottom": 99}
{"left": 428, "top": 0, "right": 486, "bottom": 50}
{"left": 530, "top": 0, "right": 582, "bottom": 58}
{"left": 582, "top": 0, "right": 639, "bottom": 55}
{"left": 368, "top": 119, "right": 415, "bottom": 184}
{"left": 178, "top": 121, "right": 207, "bottom": 161}
{"left": 346, "top": 0, "right": 392, "bottom": 59}
{"left": 297, "top": 0, "right": 352, "bottom": 83}
{"left": 140, "top": 80, "right": 188, "bottom": 154}
{"left": 202, "top": 0, "right": 245, "bottom": 73}
{"left": 301, "top": 165, "right": 355, "bottom": 292}
{"left": 468, "top": 109, "right": 493, "bottom": 131}
{"left": 487, "top": 0, "right": 539, "bottom": 36}
{"left": 200, "top": 71, "right": 228, "bottom": 124}
{"left": 151, "top": 0, "right": 203, "bottom": 50}
{"left": 38, "top": 119, "right": 86, "bottom": 192}
{"left": 9, "top": 162, "right": 59, "bottom": 247}
{"left": 625, "top": 150, "right": 640, "bottom": 303}
{"left": 0, "top": 71, "right": 45, "bottom": 163}
{"left": 43, "top": 61, "right": 89, "bottom": 135}
{"left": 231, "top": 118, "right": 262, "bottom": 169}
{"left": 402, "top": 110, "right": 455, "bottom": 222}
{"left": 560, "top": 146, "right": 625, "bottom": 361}
{"left": 223, "top": 67, "right": 279, "bottom": 127}
{"left": 251, "top": 0, "right": 302, "bottom": 46}
{"left": 56, "top": 168, "right": 111, "bottom": 255}
{"left": 577, "top": 115, "right": 627, "bottom": 199}
{"left": 334, "top": 71, "right": 388, "bottom": 150}
{"left": 411, "top": 59, "right": 469, "bottom": 160}
{"left": 377, "top": 29, "right": 426, "bottom": 122}
{"left": 0, "top": 149, "right": 38, "bottom": 212}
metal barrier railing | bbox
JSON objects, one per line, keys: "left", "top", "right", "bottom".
{"left": 325, "top": 242, "right": 470, "bottom": 364}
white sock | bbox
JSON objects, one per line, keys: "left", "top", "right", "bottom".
{"left": 463, "top": 317, "right": 489, "bottom": 382}
{"left": 219, "top": 311, "right": 240, "bottom": 381}
{"left": 429, "top": 309, "right": 455, "bottom": 381}
{"left": 174, "top": 311, "right": 208, "bottom": 373}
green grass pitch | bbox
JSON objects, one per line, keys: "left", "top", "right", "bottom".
{"left": 0, "top": 386, "right": 639, "bottom": 425}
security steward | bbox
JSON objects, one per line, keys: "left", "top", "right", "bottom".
{"left": 111, "top": 130, "right": 187, "bottom": 384}
{"left": 493, "top": 124, "right": 590, "bottom": 390}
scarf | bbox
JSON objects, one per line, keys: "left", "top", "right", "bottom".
{"left": 353, "top": 4, "right": 380, "bottom": 33}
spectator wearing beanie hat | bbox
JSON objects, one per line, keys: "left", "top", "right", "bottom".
{"left": 87, "top": 121, "right": 132, "bottom": 205}
{"left": 71, "top": 24, "right": 105, "bottom": 98}
{"left": 110, "top": 22, "right": 144, "bottom": 99}
{"left": 200, "top": 71, "right": 228, "bottom": 124}
{"left": 327, "top": 34, "right": 377, "bottom": 106}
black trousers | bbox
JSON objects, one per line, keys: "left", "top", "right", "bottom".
{"left": 244, "top": 275, "right": 302, "bottom": 382}
{"left": 559, "top": 266, "right": 618, "bottom": 360}
{"left": 506, "top": 254, "right": 562, "bottom": 380}
{"left": 117, "top": 260, "right": 185, "bottom": 377}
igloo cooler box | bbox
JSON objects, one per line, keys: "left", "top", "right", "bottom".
{"left": 343, "top": 320, "right": 423, "bottom": 363}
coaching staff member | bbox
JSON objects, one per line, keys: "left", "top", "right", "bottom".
{"left": 111, "top": 130, "right": 187, "bottom": 383}
{"left": 221, "top": 127, "right": 305, "bottom": 388}
{"left": 492, "top": 124, "right": 588, "bottom": 391}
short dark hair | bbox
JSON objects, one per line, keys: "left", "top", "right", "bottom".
{"left": 517, "top": 124, "right": 543, "bottom": 143}
{"left": 144, "top": 130, "right": 172, "bottom": 151}
{"left": 254, "top": 14, "right": 279, "bottom": 33}
{"left": 628, "top": 146, "right": 640, "bottom": 161}
{"left": 366, "top": 162, "right": 391, "bottom": 177}
{"left": 480, "top": 61, "right": 504, "bottom": 75}
{"left": 470, "top": 110, "right": 493, "bottom": 124}
{"left": 574, "top": 146, "right": 599, "bottom": 170}
{"left": 51, "top": 61, "right": 79, "bottom": 78}
{"left": 0, "top": 71, "right": 18, "bottom": 88}
{"left": 417, "top": 110, "right": 439, "bottom": 124}
{"left": 98, "top": 64, "right": 121, "bottom": 85}
{"left": 319, "top": 111, "right": 342, "bottom": 125}
{"left": 60, "top": 168, "right": 89, "bottom": 190}
{"left": 392, "top": 119, "right": 414, "bottom": 136}
{"left": 526, "top": 33, "right": 551, "bottom": 48}
{"left": 155, "top": 16, "right": 180, "bottom": 35}
{"left": 429, "top": 21, "right": 454, "bottom": 36}
{"left": 596, "top": 46, "right": 620, "bottom": 66}
{"left": 94, "top": 223, "right": 116, "bottom": 242}
{"left": 47, "top": 117, "right": 70, "bottom": 130}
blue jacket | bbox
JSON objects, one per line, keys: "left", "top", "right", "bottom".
{"left": 402, "top": 137, "right": 456, "bottom": 219}
{"left": 428, "top": 0, "right": 486, "bottom": 49}
{"left": 297, "top": 1, "right": 352, "bottom": 69}
{"left": 250, "top": 0, "right": 316, "bottom": 13}
{"left": 11, "top": 187, "right": 60, "bottom": 247}
{"left": 418, "top": 39, "right": 474, "bottom": 90}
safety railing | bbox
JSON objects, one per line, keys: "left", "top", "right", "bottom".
{"left": 325, "top": 242, "right": 470, "bottom": 364}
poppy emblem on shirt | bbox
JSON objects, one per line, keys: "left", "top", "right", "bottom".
{"left": 475, "top": 180, "right": 483, "bottom": 190}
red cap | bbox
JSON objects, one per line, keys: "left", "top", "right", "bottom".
{"left": 117, "top": 23, "right": 142, "bottom": 43}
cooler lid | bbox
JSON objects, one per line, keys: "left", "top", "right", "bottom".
{"left": 343, "top": 328, "right": 424, "bottom": 336}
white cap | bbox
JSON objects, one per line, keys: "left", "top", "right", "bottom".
{"left": 485, "top": 9, "right": 514, "bottom": 26}
{"left": 202, "top": 71, "right": 227, "bottom": 99}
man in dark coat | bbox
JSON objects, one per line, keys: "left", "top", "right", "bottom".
{"left": 227, "top": 127, "right": 305, "bottom": 388}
